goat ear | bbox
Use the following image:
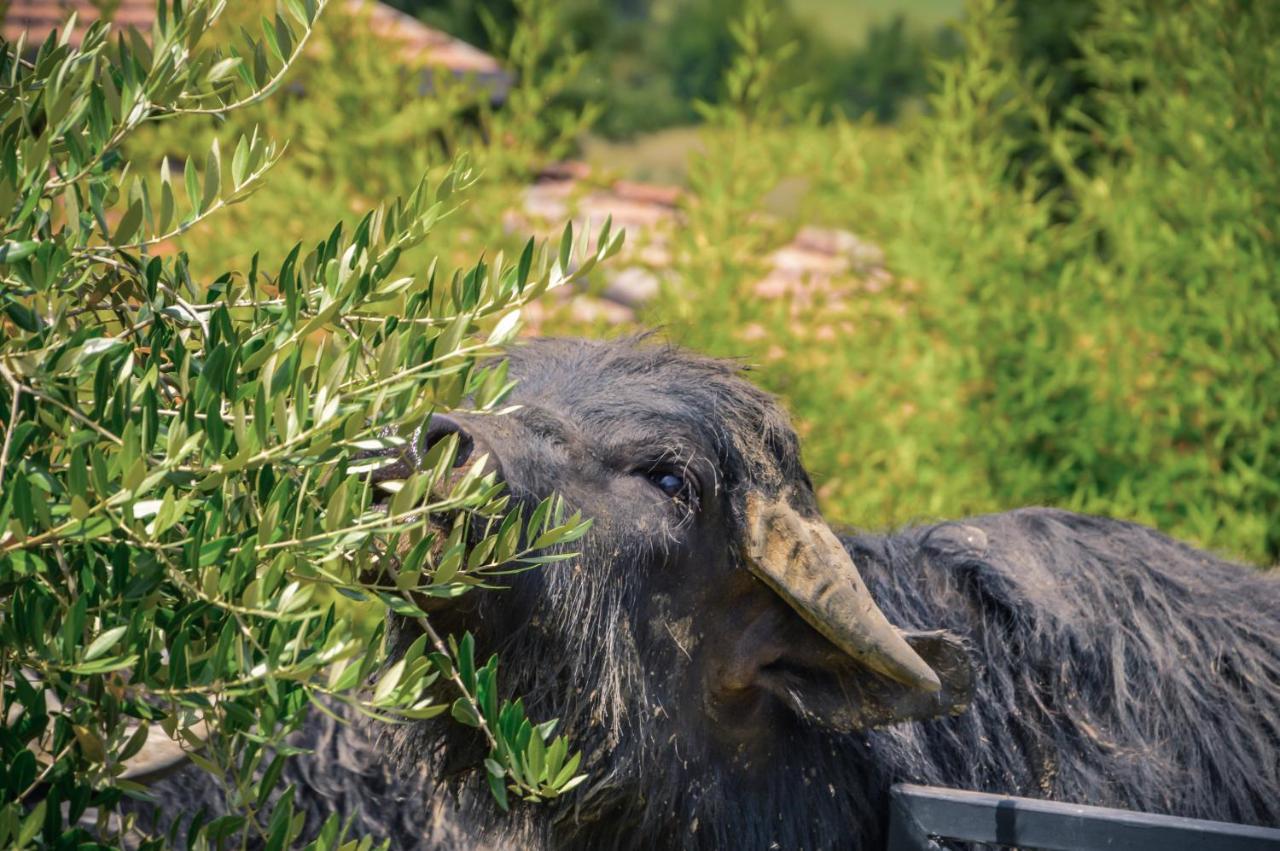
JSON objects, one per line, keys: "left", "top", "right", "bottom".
{"left": 838, "top": 630, "right": 974, "bottom": 729}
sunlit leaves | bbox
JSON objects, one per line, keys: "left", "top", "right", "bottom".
{"left": 0, "top": 1, "right": 617, "bottom": 847}
{"left": 438, "top": 634, "right": 586, "bottom": 811}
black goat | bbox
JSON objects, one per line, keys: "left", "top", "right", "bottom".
{"left": 141, "top": 337, "right": 1280, "bottom": 849}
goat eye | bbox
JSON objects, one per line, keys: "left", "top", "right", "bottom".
{"left": 647, "top": 471, "right": 686, "bottom": 498}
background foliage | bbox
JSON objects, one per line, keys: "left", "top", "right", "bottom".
{"left": 658, "top": 0, "right": 1278, "bottom": 563}
{"left": 393, "top": 0, "right": 966, "bottom": 136}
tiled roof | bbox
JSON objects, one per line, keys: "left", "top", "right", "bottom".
{"left": 507, "top": 163, "right": 683, "bottom": 328}
{"left": 356, "top": 2, "right": 501, "bottom": 78}
{"left": 753, "top": 225, "right": 890, "bottom": 309}
{"left": 3, "top": 0, "right": 506, "bottom": 86}
{"left": 4, "top": 0, "right": 155, "bottom": 41}
{"left": 510, "top": 162, "right": 895, "bottom": 334}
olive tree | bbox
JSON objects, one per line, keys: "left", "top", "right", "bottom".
{"left": 0, "top": 3, "right": 619, "bottom": 847}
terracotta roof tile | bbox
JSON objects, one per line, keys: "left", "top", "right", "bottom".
{"left": 352, "top": 1, "right": 503, "bottom": 77}
{"left": 511, "top": 163, "right": 680, "bottom": 260}
{"left": 3, "top": 0, "right": 505, "bottom": 84}
{"left": 509, "top": 162, "right": 895, "bottom": 330}
{"left": 505, "top": 163, "right": 686, "bottom": 313}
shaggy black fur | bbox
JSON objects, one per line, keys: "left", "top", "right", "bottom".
{"left": 139, "top": 338, "right": 1280, "bottom": 849}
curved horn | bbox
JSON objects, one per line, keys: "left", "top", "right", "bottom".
{"left": 743, "top": 493, "right": 941, "bottom": 692}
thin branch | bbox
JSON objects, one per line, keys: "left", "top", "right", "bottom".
{"left": 0, "top": 379, "right": 22, "bottom": 492}
{"left": 0, "top": 362, "right": 123, "bottom": 447}
{"left": 416, "top": 614, "right": 499, "bottom": 751}
{"left": 81, "top": 155, "right": 280, "bottom": 261}
{"left": 167, "top": 0, "right": 330, "bottom": 117}
{"left": 44, "top": 120, "right": 139, "bottom": 192}
{"left": 13, "top": 740, "right": 76, "bottom": 804}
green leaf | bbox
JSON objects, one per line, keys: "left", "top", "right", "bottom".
{"left": 398, "top": 701, "right": 448, "bottom": 720}
{"left": 552, "top": 751, "right": 583, "bottom": 789}
{"left": 202, "top": 139, "right": 222, "bottom": 213}
{"left": 434, "top": 541, "right": 464, "bottom": 585}
{"left": 114, "top": 199, "right": 144, "bottom": 244}
{"left": 261, "top": 16, "right": 285, "bottom": 64}
{"left": 205, "top": 56, "right": 241, "bottom": 85}
{"left": 184, "top": 156, "right": 200, "bottom": 213}
{"left": 284, "top": 0, "right": 308, "bottom": 26}
{"left": 324, "top": 477, "right": 352, "bottom": 533}
{"left": 516, "top": 237, "right": 535, "bottom": 291}
{"left": 557, "top": 773, "right": 588, "bottom": 794}
{"left": 526, "top": 725, "right": 546, "bottom": 782}
{"left": 486, "top": 763, "right": 510, "bottom": 811}
{"left": 82, "top": 625, "right": 128, "bottom": 661}
{"left": 557, "top": 220, "right": 573, "bottom": 273}
{"left": 527, "top": 497, "right": 552, "bottom": 539}
{"left": 450, "top": 698, "right": 481, "bottom": 727}
{"left": 487, "top": 310, "right": 522, "bottom": 346}
{"left": 0, "top": 240, "right": 41, "bottom": 263}
{"left": 264, "top": 784, "right": 296, "bottom": 851}
{"left": 16, "top": 800, "right": 45, "bottom": 848}
{"left": 68, "top": 655, "right": 139, "bottom": 675}
{"left": 457, "top": 632, "right": 476, "bottom": 693}
{"left": 159, "top": 159, "right": 176, "bottom": 232}
{"left": 373, "top": 658, "right": 406, "bottom": 703}
{"left": 544, "top": 735, "right": 567, "bottom": 782}
{"left": 275, "top": 16, "right": 295, "bottom": 63}
{"left": 232, "top": 134, "right": 250, "bottom": 187}
{"left": 436, "top": 313, "right": 469, "bottom": 360}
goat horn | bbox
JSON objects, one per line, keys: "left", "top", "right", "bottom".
{"left": 743, "top": 492, "right": 941, "bottom": 692}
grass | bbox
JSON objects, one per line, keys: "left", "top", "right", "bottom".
{"left": 787, "top": 0, "right": 965, "bottom": 46}
{"left": 580, "top": 126, "right": 706, "bottom": 185}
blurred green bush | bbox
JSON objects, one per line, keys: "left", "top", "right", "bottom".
{"left": 396, "top": 0, "right": 961, "bottom": 138}
{"left": 657, "top": 0, "right": 1278, "bottom": 564}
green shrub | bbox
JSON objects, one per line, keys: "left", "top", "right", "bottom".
{"left": 400, "top": 0, "right": 963, "bottom": 139}
{"left": 652, "top": 0, "right": 1278, "bottom": 564}
{"left": 0, "top": 4, "right": 617, "bottom": 847}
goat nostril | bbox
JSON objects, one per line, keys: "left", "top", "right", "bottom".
{"left": 421, "top": 414, "right": 474, "bottom": 468}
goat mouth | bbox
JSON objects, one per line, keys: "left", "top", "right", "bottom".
{"left": 704, "top": 652, "right": 871, "bottom": 740}
{"left": 707, "top": 600, "right": 874, "bottom": 732}
{"left": 711, "top": 609, "right": 903, "bottom": 735}
{"left": 754, "top": 657, "right": 868, "bottom": 733}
